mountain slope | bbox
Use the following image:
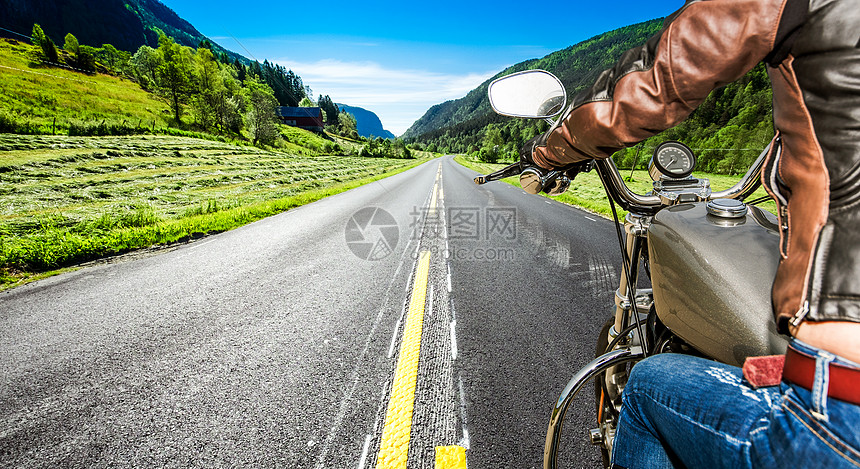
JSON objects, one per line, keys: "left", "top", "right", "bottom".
{"left": 401, "top": 19, "right": 664, "bottom": 142}
{"left": 0, "top": 0, "right": 241, "bottom": 59}
{"left": 403, "top": 18, "right": 775, "bottom": 175}
{"left": 337, "top": 104, "right": 396, "bottom": 139}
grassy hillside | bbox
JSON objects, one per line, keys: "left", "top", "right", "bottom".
{"left": 0, "top": 134, "right": 431, "bottom": 288}
{"left": 0, "top": 38, "right": 172, "bottom": 134}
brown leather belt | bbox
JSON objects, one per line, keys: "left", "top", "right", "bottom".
{"left": 782, "top": 345, "right": 860, "bottom": 405}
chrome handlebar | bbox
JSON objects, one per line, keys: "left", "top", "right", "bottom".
{"left": 709, "top": 144, "right": 769, "bottom": 200}
{"left": 593, "top": 159, "right": 662, "bottom": 214}
{"left": 475, "top": 143, "right": 770, "bottom": 215}
{"left": 593, "top": 143, "right": 769, "bottom": 214}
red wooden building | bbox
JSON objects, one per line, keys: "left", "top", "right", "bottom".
{"left": 275, "top": 107, "right": 324, "bottom": 132}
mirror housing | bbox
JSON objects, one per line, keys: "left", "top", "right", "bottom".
{"left": 488, "top": 70, "right": 567, "bottom": 119}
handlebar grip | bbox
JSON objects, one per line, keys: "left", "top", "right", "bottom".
{"left": 474, "top": 175, "right": 487, "bottom": 184}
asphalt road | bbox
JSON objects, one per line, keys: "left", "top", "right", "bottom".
{"left": 1, "top": 155, "right": 621, "bottom": 468}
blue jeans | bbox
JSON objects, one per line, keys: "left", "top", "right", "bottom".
{"left": 610, "top": 340, "right": 860, "bottom": 468}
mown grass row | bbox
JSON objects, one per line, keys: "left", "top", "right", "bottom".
{"left": 454, "top": 156, "right": 777, "bottom": 218}
{"left": 1, "top": 134, "right": 432, "bottom": 287}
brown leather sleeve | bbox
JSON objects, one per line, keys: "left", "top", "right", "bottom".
{"left": 534, "top": 0, "right": 787, "bottom": 168}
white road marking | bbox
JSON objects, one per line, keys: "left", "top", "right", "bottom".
{"left": 187, "top": 239, "right": 216, "bottom": 250}
{"left": 458, "top": 377, "right": 471, "bottom": 449}
{"left": 374, "top": 380, "right": 390, "bottom": 433}
{"left": 585, "top": 216, "right": 597, "bottom": 222}
{"left": 447, "top": 263, "right": 453, "bottom": 293}
{"left": 357, "top": 434, "right": 373, "bottom": 469}
{"left": 460, "top": 427, "right": 471, "bottom": 450}
{"left": 427, "top": 285, "right": 435, "bottom": 318}
{"left": 450, "top": 321, "right": 458, "bottom": 360}
{"left": 386, "top": 245, "right": 418, "bottom": 360}
{"left": 387, "top": 300, "right": 408, "bottom": 359}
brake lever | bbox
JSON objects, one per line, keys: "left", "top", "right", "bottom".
{"left": 474, "top": 162, "right": 523, "bottom": 185}
{"left": 475, "top": 163, "right": 562, "bottom": 195}
{"left": 475, "top": 160, "right": 591, "bottom": 194}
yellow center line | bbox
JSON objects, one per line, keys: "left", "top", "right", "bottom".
{"left": 429, "top": 182, "right": 439, "bottom": 214}
{"left": 376, "top": 250, "right": 432, "bottom": 469}
{"left": 435, "top": 446, "right": 467, "bottom": 469}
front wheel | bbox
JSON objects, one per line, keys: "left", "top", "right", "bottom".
{"left": 593, "top": 318, "right": 641, "bottom": 467}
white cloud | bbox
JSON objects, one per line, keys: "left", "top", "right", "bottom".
{"left": 274, "top": 58, "right": 496, "bottom": 136}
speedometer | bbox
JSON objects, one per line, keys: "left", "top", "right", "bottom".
{"left": 649, "top": 141, "right": 696, "bottom": 180}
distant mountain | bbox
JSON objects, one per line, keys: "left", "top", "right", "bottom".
{"left": 337, "top": 104, "right": 396, "bottom": 139}
{"left": 0, "top": 0, "right": 242, "bottom": 59}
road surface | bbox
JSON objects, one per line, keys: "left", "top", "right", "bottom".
{"left": 1, "top": 156, "right": 621, "bottom": 468}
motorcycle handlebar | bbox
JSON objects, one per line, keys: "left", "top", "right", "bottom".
{"left": 593, "top": 159, "right": 662, "bottom": 214}
{"left": 710, "top": 143, "right": 769, "bottom": 200}
{"left": 474, "top": 143, "right": 771, "bottom": 213}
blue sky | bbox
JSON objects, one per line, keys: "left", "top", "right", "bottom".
{"left": 163, "top": 0, "right": 682, "bottom": 135}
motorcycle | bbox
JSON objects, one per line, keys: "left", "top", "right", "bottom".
{"left": 474, "top": 70, "right": 788, "bottom": 468}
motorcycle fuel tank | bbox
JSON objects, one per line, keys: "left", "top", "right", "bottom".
{"left": 647, "top": 202, "right": 788, "bottom": 366}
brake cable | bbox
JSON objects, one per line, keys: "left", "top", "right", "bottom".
{"left": 744, "top": 195, "right": 771, "bottom": 206}
{"left": 603, "top": 183, "right": 649, "bottom": 358}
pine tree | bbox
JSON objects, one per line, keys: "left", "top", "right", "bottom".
{"left": 318, "top": 95, "right": 340, "bottom": 127}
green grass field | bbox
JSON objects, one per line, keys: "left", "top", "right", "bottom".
{"left": 454, "top": 156, "right": 777, "bottom": 218}
{"left": 0, "top": 134, "right": 432, "bottom": 287}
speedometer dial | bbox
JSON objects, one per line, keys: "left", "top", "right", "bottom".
{"left": 651, "top": 141, "right": 696, "bottom": 179}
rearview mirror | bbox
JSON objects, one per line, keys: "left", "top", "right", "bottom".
{"left": 488, "top": 70, "right": 567, "bottom": 119}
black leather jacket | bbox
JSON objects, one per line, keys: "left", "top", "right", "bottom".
{"left": 533, "top": 0, "right": 860, "bottom": 334}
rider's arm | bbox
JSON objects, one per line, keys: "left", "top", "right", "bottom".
{"left": 532, "top": 0, "right": 805, "bottom": 169}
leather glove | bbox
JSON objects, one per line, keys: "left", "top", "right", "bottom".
{"left": 562, "top": 159, "right": 595, "bottom": 180}
{"left": 518, "top": 132, "right": 595, "bottom": 195}
{"left": 520, "top": 133, "right": 594, "bottom": 176}
{"left": 519, "top": 133, "right": 550, "bottom": 169}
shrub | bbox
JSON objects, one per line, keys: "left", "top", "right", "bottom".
{"left": 31, "top": 24, "right": 59, "bottom": 63}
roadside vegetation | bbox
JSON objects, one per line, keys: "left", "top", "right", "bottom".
{"left": 454, "top": 155, "right": 777, "bottom": 218}
{"left": 3, "top": 30, "right": 416, "bottom": 157}
{"left": 0, "top": 134, "right": 433, "bottom": 288}
{"left": 0, "top": 26, "right": 435, "bottom": 289}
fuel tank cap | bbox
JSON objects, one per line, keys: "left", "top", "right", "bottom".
{"left": 707, "top": 198, "right": 748, "bottom": 219}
